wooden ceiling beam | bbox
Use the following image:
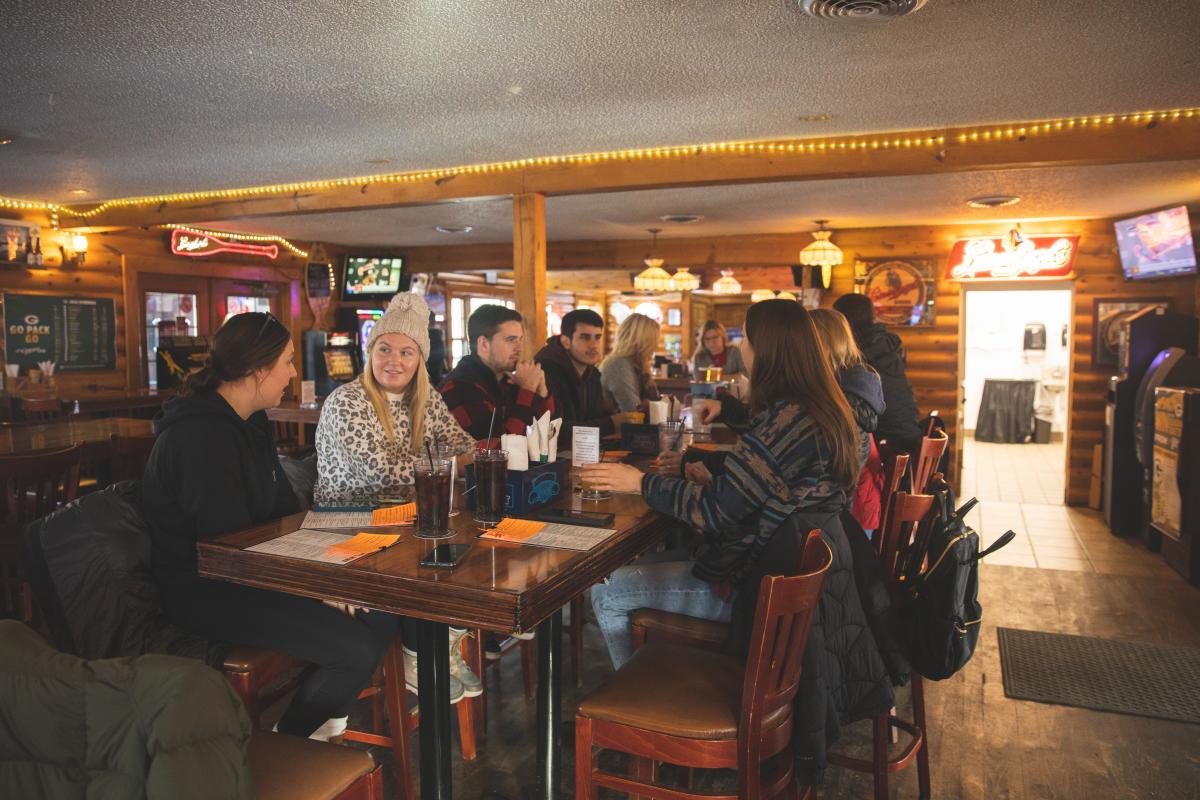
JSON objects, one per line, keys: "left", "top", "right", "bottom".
{"left": 62, "top": 115, "right": 1200, "bottom": 228}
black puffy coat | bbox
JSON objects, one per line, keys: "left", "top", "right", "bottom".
{"left": 728, "top": 507, "right": 896, "bottom": 786}
{"left": 852, "top": 322, "right": 923, "bottom": 452}
{"left": 21, "top": 481, "right": 227, "bottom": 665}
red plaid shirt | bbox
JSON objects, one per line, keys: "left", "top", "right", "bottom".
{"left": 439, "top": 354, "right": 554, "bottom": 443}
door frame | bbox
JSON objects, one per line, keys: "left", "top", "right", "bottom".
{"left": 957, "top": 279, "right": 1076, "bottom": 504}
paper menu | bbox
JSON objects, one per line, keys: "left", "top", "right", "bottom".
{"left": 479, "top": 521, "right": 616, "bottom": 551}
{"left": 327, "top": 532, "right": 401, "bottom": 555}
{"left": 371, "top": 503, "right": 416, "bottom": 525}
{"left": 478, "top": 518, "right": 545, "bottom": 542}
{"left": 574, "top": 426, "right": 600, "bottom": 465}
{"left": 245, "top": 529, "right": 385, "bottom": 565}
{"left": 301, "top": 503, "right": 415, "bottom": 530}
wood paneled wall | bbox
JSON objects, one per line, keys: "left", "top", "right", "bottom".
{"left": 397, "top": 219, "right": 1199, "bottom": 505}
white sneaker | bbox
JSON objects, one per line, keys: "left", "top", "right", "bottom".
{"left": 402, "top": 646, "right": 466, "bottom": 704}
{"left": 448, "top": 628, "right": 483, "bottom": 698}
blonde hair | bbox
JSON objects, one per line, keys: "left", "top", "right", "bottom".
{"left": 697, "top": 319, "right": 727, "bottom": 352}
{"left": 809, "top": 308, "right": 865, "bottom": 372}
{"left": 360, "top": 341, "right": 430, "bottom": 456}
{"left": 603, "top": 313, "right": 660, "bottom": 372}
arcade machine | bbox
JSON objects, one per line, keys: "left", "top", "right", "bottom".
{"left": 1150, "top": 386, "right": 1200, "bottom": 584}
{"left": 156, "top": 334, "right": 211, "bottom": 391}
{"left": 1103, "top": 306, "right": 1197, "bottom": 539}
{"left": 356, "top": 308, "right": 384, "bottom": 364}
{"left": 1133, "top": 347, "right": 1200, "bottom": 548}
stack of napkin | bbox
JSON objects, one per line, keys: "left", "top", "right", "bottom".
{"left": 498, "top": 411, "right": 562, "bottom": 471}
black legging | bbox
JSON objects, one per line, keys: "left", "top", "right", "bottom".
{"left": 160, "top": 579, "right": 410, "bottom": 737}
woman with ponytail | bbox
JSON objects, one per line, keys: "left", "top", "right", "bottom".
{"left": 143, "top": 312, "right": 398, "bottom": 742}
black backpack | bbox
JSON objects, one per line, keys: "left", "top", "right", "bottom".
{"left": 898, "top": 479, "right": 1013, "bottom": 680}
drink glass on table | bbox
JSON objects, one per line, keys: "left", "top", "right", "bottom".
{"left": 473, "top": 449, "right": 508, "bottom": 526}
{"left": 414, "top": 457, "right": 454, "bottom": 539}
{"left": 656, "top": 421, "right": 687, "bottom": 475}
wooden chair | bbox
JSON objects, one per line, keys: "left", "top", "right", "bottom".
{"left": 876, "top": 443, "right": 911, "bottom": 554}
{"left": 250, "top": 733, "right": 384, "bottom": 800}
{"left": 343, "top": 638, "right": 480, "bottom": 800}
{"left": 109, "top": 433, "right": 157, "bottom": 483}
{"left": 828, "top": 490, "right": 936, "bottom": 800}
{"left": 911, "top": 430, "right": 948, "bottom": 495}
{"left": 222, "top": 648, "right": 307, "bottom": 731}
{"left": 17, "top": 397, "right": 69, "bottom": 423}
{"left": 575, "top": 530, "right": 832, "bottom": 800}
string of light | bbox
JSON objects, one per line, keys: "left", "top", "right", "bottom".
{"left": 159, "top": 225, "right": 310, "bottom": 259}
{"left": 0, "top": 106, "right": 1196, "bottom": 221}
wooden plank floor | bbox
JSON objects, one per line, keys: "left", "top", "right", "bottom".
{"left": 336, "top": 547, "right": 1200, "bottom": 799}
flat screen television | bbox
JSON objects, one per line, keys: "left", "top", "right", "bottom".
{"left": 343, "top": 256, "right": 405, "bottom": 297}
{"left": 1114, "top": 206, "right": 1197, "bottom": 281}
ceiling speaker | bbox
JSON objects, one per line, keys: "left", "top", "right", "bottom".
{"left": 793, "top": 0, "right": 928, "bottom": 19}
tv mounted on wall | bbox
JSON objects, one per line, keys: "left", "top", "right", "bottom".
{"left": 1114, "top": 206, "right": 1196, "bottom": 281}
{"left": 342, "top": 256, "right": 407, "bottom": 297}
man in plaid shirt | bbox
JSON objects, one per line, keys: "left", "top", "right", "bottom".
{"left": 439, "top": 304, "right": 554, "bottom": 443}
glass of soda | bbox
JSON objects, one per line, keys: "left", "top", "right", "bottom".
{"left": 414, "top": 457, "right": 454, "bottom": 539}
{"left": 473, "top": 449, "right": 508, "bottom": 526}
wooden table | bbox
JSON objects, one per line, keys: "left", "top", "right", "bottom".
{"left": 198, "top": 488, "right": 666, "bottom": 799}
{"left": 69, "top": 389, "right": 172, "bottom": 418}
{"left": 0, "top": 417, "right": 155, "bottom": 460}
{"left": 266, "top": 398, "right": 323, "bottom": 426}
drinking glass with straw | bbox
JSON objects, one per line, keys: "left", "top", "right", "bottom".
{"left": 414, "top": 441, "right": 454, "bottom": 539}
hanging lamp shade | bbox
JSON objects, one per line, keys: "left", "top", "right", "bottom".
{"left": 634, "top": 261, "right": 676, "bottom": 291}
{"left": 750, "top": 289, "right": 776, "bottom": 303}
{"left": 776, "top": 290, "right": 798, "bottom": 301}
{"left": 799, "top": 220, "right": 843, "bottom": 291}
{"left": 671, "top": 266, "right": 700, "bottom": 291}
{"left": 713, "top": 269, "right": 742, "bottom": 295}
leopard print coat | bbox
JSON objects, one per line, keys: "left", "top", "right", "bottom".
{"left": 314, "top": 379, "right": 475, "bottom": 506}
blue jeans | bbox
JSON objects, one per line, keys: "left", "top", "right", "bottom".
{"left": 590, "top": 558, "right": 733, "bottom": 670}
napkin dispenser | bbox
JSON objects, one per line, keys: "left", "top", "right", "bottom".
{"left": 621, "top": 423, "right": 661, "bottom": 456}
{"left": 465, "top": 460, "right": 568, "bottom": 516}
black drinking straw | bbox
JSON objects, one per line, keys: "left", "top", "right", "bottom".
{"left": 485, "top": 406, "right": 498, "bottom": 449}
{"left": 424, "top": 441, "right": 440, "bottom": 530}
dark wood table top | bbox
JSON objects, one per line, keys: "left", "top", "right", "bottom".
{"left": 266, "top": 398, "right": 324, "bottom": 425}
{"left": 0, "top": 417, "right": 156, "bottom": 456}
{"left": 70, "top": 389, "right": 172, "bottom": 414}
{"left": 198, "top": 488, "right": 664, "bottom": 634}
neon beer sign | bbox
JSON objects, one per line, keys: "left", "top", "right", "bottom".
{"left": 946, "top": 235, "right": 1079, "bottom": 280}
{"left": 170, "top": 228, "right": 279, "bottom": 260}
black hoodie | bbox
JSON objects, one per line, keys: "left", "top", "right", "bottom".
{"left": 534, "top": 336, "right": 615, "bottom": 447}
{"left": 142, "top": 391, "right": 298, "bottom": 590}
{"left": 851, "top": 322, "right": 923, "bottom": 450}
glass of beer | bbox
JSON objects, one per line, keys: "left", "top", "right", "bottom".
{"left": 473, "top": 449, "right": 508, "bottom": 526}
{"left": 414, "top": 457, "right": 454, "bottom": 539}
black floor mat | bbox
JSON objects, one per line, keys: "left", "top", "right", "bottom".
{"left": 997, "top": 627, "right": 1200, "bottom": 724}
{"left": 993, "top": 633, "right": 1200, "bottom": 724}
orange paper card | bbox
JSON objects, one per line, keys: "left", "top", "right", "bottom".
{"left": 602, "top": 450, "right": 631, "bottom": 461}
{"left": 327, "top": 532, "right": 401, "bottom": 556}
{"left": 371, "top": 503, "right": 416, "bottom": 525}
{"left": 689, "top": 442, "right": 719, "bottom": 452}
{"left": 480, "top": 518, "right": 545, "bottom": 543}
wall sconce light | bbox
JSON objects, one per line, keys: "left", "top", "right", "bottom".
{"left": 71, "top": 234, "right": 89, "bottom": 264}
{"left": 59, "top": 233, "right": 89, "bottom": 266}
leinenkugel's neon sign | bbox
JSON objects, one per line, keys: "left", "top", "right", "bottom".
{"left": 170, "top": 228, "right": 279, "bottom": 260}
{"left": 946, "top": 235, "right": 1079, "bottom": 280}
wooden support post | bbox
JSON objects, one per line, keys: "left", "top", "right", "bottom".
{"left": 513, "top": 193, "right": 547, "bottom": 360}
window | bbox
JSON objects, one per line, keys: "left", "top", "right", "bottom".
{"left": 145, "top": 291, "right": 198, "bottom": 388}
{"left": 225, "top": 295, "right": 271, "bottom": 322}
{"left": 449, "top": 295, "right": 516, "bottom": 365}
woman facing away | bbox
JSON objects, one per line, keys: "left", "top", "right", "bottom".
{"left": 809, "top": 307, "right": 887, "bottom": 534}
{"left": 582, "top": 299, "right": 866, "bottom": 668}
{"left": 142, "top": 311, "right": 398, "bottom": 742}
{"left": 690, "top": 319, "right": 748, "bottom": 378}
{"left": 314, "top": 291, "right": 480, "bottom": 701}
{"left": 599, "top": 312, "right": 662, "bottom": 413}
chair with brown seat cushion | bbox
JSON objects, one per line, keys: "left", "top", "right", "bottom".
{"left": 575, "top": 530, "right": 832, "bottom": 800}
{"left": 222, "top": 646, "right": 307, "bottom": 730}
{"left": 250, "top": 732, "right": 383, "bottom": 800}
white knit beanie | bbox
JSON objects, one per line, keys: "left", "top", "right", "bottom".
{"left": 366, "top": 292, "right": 431, "bottom": 359}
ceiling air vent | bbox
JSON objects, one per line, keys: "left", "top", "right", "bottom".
{"left": 794, "top": 0, "right": 928, "bottom": 19}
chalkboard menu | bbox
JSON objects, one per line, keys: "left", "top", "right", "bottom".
{"left": 3, "top": 293, "right": 117, "bottom": 371}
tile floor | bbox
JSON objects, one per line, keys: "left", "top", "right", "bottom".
{"left": 961, "top": 435, "right": 1176, "bottom": 578}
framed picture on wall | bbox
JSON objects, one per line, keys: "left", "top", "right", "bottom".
{"left": 1092, "top": 297, "right": 1171, "bottom": 369}
{"left": 851, "top": 258, "right": 937, "bottom": 327}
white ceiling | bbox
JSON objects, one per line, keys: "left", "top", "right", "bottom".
{"left": 2, "top": 0, "right": 1199, "bottom": 204}
{"left": 202, "top": 160, "right": 1200, "bottom": 245}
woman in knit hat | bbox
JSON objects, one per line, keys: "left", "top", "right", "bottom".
{"left": 314, "top": 292, "right": 480, "bottom": 701}
{"left": 315, "top": 292, "right": 474, "bottom": 505}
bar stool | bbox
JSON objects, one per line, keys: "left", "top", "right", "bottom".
{"left": 575, "top": 530, "right": 831, "bottom": 800}
{"left": 827, "top": 490, "right": 936, "bottom": 800}
{"left": 250, "top": 733, "right": 384, "bottom": 800}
